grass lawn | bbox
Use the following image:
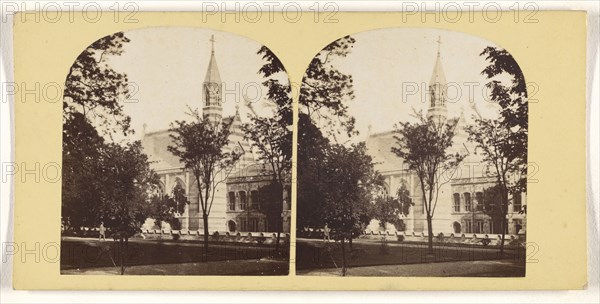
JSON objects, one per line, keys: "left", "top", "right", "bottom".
{"left": 61, "top": 237, "right": 288, "bottom": 275}
{"left": 296, "top": 239, "right": 525, "bottom": 273}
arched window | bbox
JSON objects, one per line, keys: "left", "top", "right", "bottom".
{"left": 453, "top": 222, "right": 461, "bottom": 233}
{"left": 475, "top": 191, "right": 484, "bottom": 211}
{"left": 239, "top": 191, "right": 247, "bottom": 210}
{"left": 227, "top": 220, "right": 236, "bottom": 232}
{"left": 453, "top": 193, "right": 460, "bottom": 212}
{"left": 228, "top": 192, "right": 235, "bottom": 211}
{"left": 464, "top": 192, "right": 472, "bottom": 212}
{"left": 513, "top": 192, "right": 522, "bottom": 212}
{"left": 250, "top": 190, "right": 259, "bottom": 209}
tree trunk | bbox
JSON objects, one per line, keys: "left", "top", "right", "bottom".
{"left": 341, "top": 238, "right": 347, "bottom": 276}
{"left": 119, "top": 238, "right": 125, "bottom": 275}
{"left": 426, "top": 214, "right": 434, "bottom": 255}
{"left": 274, "top": 183, "right": 284, "bottom": 256}
{"left": 499, "top": 188, "right": 509, "bottom": 258}
{"left": 275, "top": 231, "right": 281, "bottom": 256}
{"left": 202, "top": 212, "right": 209, "bottom": 261}
{"left": 499, "top": 216, "right": 507, "bottom": 257}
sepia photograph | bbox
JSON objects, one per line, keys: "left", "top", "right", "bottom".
{"left": 60, "top": 28, "right": 292, "bottom": 275}
{"left": 296, "top": 28, "right": 528, "bottom": 277}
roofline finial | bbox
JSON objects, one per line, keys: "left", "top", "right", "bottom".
{"left": 436, "top": 35, "right": 441, "bottom": 57}
{"left": 210, "top": 34, "right": 216, "bottom": 54}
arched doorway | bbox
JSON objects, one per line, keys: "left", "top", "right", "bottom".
{"left": 452, "top": 221, "right": 461, "bottom": 234}
{"left": 227, "top": 220, "right": 237, "bottom": 232}
{"left": 515, "top": 223, "right": 522, "bottom": 234}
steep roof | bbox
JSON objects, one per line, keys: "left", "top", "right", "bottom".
{"left": 141, "top": 130, "right": 182, "bottom": 171}
{"left": 204, "top": 35, "right": 221, "bottom": 84}
{"left": 429, "top": 41, "right": 447, "bottom": 87}
{"left": 366, "top": 131, "right": 406, "bottom": 174}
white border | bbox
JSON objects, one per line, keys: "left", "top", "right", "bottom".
{"left": 0, "top": 1, "right": 598, "bottom": 303}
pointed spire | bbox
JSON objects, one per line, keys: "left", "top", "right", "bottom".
{"left": 427, "top": 35, "right": 448, "bottom": 122}
{"left": 203, "top": 34, "right": 223, "bottom": 124}
{"left": 234, "top": 104, "right": 241, "bottom": 120}
{"left": 204, "top": 35, "right": 222, "bottom": 85}
{"left": 429, "top": 35, "right": 447, "bottom": 88}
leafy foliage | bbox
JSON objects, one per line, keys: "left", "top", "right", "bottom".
{"left": 243, "top": 45, "right": 293, "bottom": 253}
{"left": 297, "top": 36, "right": 358, "bottom": 229}
{"left": 62, "top": 32, "right": 159, "bottom": 236}
{"left": 392, "top": 113, "right": 464, "bottom": 218}
{"left": 392, "top": 112, "right": 464, "bottom": 252}
{"left": 149, "top": 183, "right": 189, "bottom": 231}
{"left": 63, "top": 32, "right": 133, "bottom": 139}
{"left": 296, "top": 114, "right": 331, "bottom": 228}
{"left": 482, "top": 184, "right": 504, "bottom": 215}
{"left": 371, "top": 183, "right": 414, "bottom": 231}
{"left": 479, "top": 46, "right": 528, "bottom": 192}
{"left": 466, "top": 46, "right": 529, "bottom": 255}
{"left": 96, "top": 141, "right": 158, "bottom": 239}
{"left": 243, "top": 46, "right": 292, "bottom": 184}
{"left": 299, "top": 35, "right": 357, "bottom": 138}
{"left": 168, "top": 112, "right": 242, "bottom": 249}
{"left": 319, "top": 143, "right": 382, "bottom": 242}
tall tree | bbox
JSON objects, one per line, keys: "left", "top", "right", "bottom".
{"left": 243, "top": 116, "right": 290, "bottom": 253}
{"left": 392, "top": 113, "right": 464, "bottom": 254}
{"left": 466, "top": 119, "right": 520, "bottom": 256}
{"left": 96, "top": 141, "right": 158, "bottom": 275}
{"left": 168, "top": 112, "right": 242, "bottom": 253}
{"left": 297, "top": 35, "right": 357, "bottom": 231}
{"left": 465, "top": 46, "right": 529, "bottom": 256}
{"left": 62, "top": 32, "right": 133, "bottom": 229}
{"left": 296, "top": 114, "right": 330, "bottom": 228}
{"left": 480, "top": 46, "right": 528, "bottom": 192}
{"left": 242, "top": 46, "right": 292, "bottom": 254}
{"left": 320, "top": 143, "right": 381, "bottom": 275}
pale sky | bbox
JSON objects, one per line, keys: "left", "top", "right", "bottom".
{"left": 90, "top": 27, "right": 514, "bottom": 144}
{"left": 322, "top": 28, "right": 510, "bottom": 142}
{"left": 104, "top": 27, "right": 285, "bottom": 141}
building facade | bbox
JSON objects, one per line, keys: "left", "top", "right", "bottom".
{"left": 365, "top": 43, "right": 526, "bottom": 236}
{"left": 141, "top": 36, "right": 290, "bottom": 233}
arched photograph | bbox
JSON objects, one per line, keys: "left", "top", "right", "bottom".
{"left": 60, "top": 27, "right": 292, "bottom": 275}
{"left": 296, "top": 28, "right": 528, "bottom": 277}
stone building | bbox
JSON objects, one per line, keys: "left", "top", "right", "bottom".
{"left": 141, "top": 36, "right": 290, "bottom": 233}
{"left": 365, "top": 43, "right": 526, "bottom": 236}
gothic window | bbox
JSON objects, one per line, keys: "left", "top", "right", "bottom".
{"left": 228, "top": 192, "right": 235, "bottom": 211}
{"left": 452, "top": 222, "right": 461, "bottom": 233}
{"left": 204, "top": 85, "right": 211, "bottom": 106}
{"left": 453, "top": 193, "right": 460, "bottom": 212}
{"left": 239, "top": 191, "right": 247, "bottom": 210}
{"left": 475, "top": 191, "right": 484, "bottom": 211}
{"left": 464, "top": 220, "right": 472, "bottom": 233}
{"left": 474, "top": 220, "right": 484, "bottom": 233}
{"left": 250, "top": 190, "right": 259, "bottom": 209}
{"left": 513, "top": 192, "right": 522, "bottom": 212}
{"left": 464, "top": 192, "right": 472, "bottom": 212}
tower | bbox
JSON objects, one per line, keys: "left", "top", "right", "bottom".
{"left": 427, "top": 36, "right": 448, "bottom": 124}
{"left": 203, "top": 35, "right": 223, "bottom": 124}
